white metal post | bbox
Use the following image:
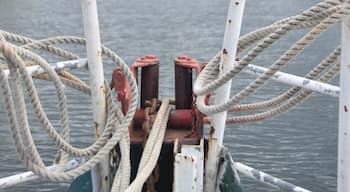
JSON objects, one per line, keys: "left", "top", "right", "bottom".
{"left": 338, "top": 2, "right": 350, "bottom": 192}
{"left": 80, "top": 0, "right": 109, "bottom": 192}
{"left": 205, "top": 0, "right": 245, "bottom": 191}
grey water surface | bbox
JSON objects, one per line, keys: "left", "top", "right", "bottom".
{"left": 0, "top": 0, "right": 340, "bottom": 191}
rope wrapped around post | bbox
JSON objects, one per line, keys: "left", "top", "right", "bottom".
{"left": 0, "top": 31, "right": 138, "bottom": 190}
{"left": 195, "top": 0, "right": 350, "bottom": 124}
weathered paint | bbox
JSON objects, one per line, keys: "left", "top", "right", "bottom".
{"left": 338, "top": 3, "right": 350, "bottom": 192}
{"left": 173, "top": 139, "right": 204, "bottom": 192}
{"left": 206, "top": 1, "right": 246, "bottom": 191}
{"left": 3, "top": 59, "right": 88, "bottom": 78}
{"left": 174, "top": 154, "right": 197, "bottom": 192}
{"left": 175, "top": 56, "right": 201, "bottom": 76}
{"left": 130, "top": 55, "right": 159, "bottom": 108}
{"left": 174, "top": 56, "right": 200, "bottom": 109}
{"left": 243, "top": 64, "right": 339, "bottom": 97}
{"left": 130, "top": 55, "right": 159, "bottom": 87}
{"left": 111, "top": 68, "right": 130, "bottom": 114}
{"left": 234, "top": 162, "right": 310, "bottom": 192}
{"left": 80, "top": 0, "right": 108, "bottom": 191}
{"left": 0, "top": 159, "right": 82, "bottom": 189}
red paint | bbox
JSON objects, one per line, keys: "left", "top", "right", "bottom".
{"left": 174, "top": 56, "right": 201, "bottom": 110}
{"left": 111, "top": 68, "right": 130, "bottom": 115}
{"left": 134, "top": 109, "right": 193, "bottom": 130}
{"left": 174, "top": 55, "right": 201, "bottom": 76}
{"left": 168, "top": 110, "right": 193, "bottom": 129}
{"left": 112, "top": 54, "right": 204, "bottom": 146}
{"left": 130, "top": 55, "right": 159, "bottom": 81}
{"left": 131, "top": 55, "right": 159, "bottom": 108}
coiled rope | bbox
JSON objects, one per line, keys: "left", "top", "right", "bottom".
{"left": 0, "top": 30, "right": 138, "bottom": 190}
{"left": 0, "top": 28, "right": 172, "bottom": 191}
{"left": 0, "top": 0, "right": 348, "bottom": 191}
{"left": 195, "top": 0, "right": 348, "bottom": 124}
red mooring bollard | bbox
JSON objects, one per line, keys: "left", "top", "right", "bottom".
{"left": 174, "top": 56, "right": 200, "bottom": 109}
{"left": 131, "top": 55, "right": 159, "bottom": 108}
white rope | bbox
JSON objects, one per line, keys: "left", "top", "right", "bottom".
{"left": 0, "top": 31, "right": 137, "bottom": 187}
{"left": 123, "top": 98, "right": 171, "bottom": 192}
{"left": 0, "top": 28, "right": 172, "bottom": 191}
{"left": 195, "top": 0, "right": 349, "bottom": 124}
{"left": 0, "top": 0, "right": 348, "bottom": 191}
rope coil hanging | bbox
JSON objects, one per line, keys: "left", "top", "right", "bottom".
{"left": 0, "top": 0, "right": 348, "bottom": 191}
{"left": 0, "top": 29, "right": 173, "bottom": 191}
{"left": 0, "top": 31, "right": 138, "bottom": 190}
{"left": 195, "top": 0, "right": 349, "bottom": 124}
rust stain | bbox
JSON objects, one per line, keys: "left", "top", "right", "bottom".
{"left": 345, "top": 105, "right": 348, "bottom": 112}
{"left": 209, "top": 126, "right": 215, "bottom": 139}
{"left": 97, "top": 50, "right": 102, "bottom": 57}
{"left": 223, "top": 48, "right": 228, "bottom": 55}
{"left": 95, "top": 122, "right": 100, "bottom": 138}
{"left": 104, "top": 176, "right": 108, "bottom": 181}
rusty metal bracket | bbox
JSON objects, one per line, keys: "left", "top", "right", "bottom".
{"left": 110, "top": 68, "right": 130, "bottom": 115}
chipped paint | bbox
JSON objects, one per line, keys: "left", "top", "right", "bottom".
{"left": 302, "top": 79, "right": 310, "bottom": 85}
{"left": 243, "top": 64, "right": 339, "bottom": 97}
{"left": 338, "top": 8, "right": 350, "bottom": 192}
{"left": 174, "top": 140, "right": 204, "bottom": 192}
{"left": 3, "top": 59, "right": 88, "bottom": 78}
{"left": 235, "top": 162, "right": 311, "bottom": 192}
{"left": 209, "top": 126, "right": 215, "bottom": 139}
{"left": 0, "top": 159, "right": 82, "bottom": 189}
{"left": 223, "top": 48, "right": 228, "bottom": 55}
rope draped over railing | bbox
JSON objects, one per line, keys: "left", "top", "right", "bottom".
{"left": 0, "top": 29, "right": 172, "bottom": 191}
{"left": 0, "top": 31, "right": 141, "bottom": 190}
{"left": 196, "top": 0, "right": 349, "bottom": 124}
{"left": 0, "top": 0, "right": 348, "bottom": 191}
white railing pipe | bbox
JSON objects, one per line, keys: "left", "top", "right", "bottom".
{"left": 3, "top": 59, "right": 88, "bottom": 78}
{"left": 80, "top": 0, "right": 109, "bottom": 191}
{"left": 243, "top": 64, "right": 339, "bottom": 97}
{"left": 3, "top": 58, "right": 340, "bottom": 97}
{"left": 235, "top": 162, "right": 311, "bottom": 192}
{"left": 0, "top": 159, "right": 82, "bottom": 189}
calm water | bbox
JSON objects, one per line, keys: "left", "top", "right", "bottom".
{"left": 0, "top": 0, "right": 340, "bottom": 191}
